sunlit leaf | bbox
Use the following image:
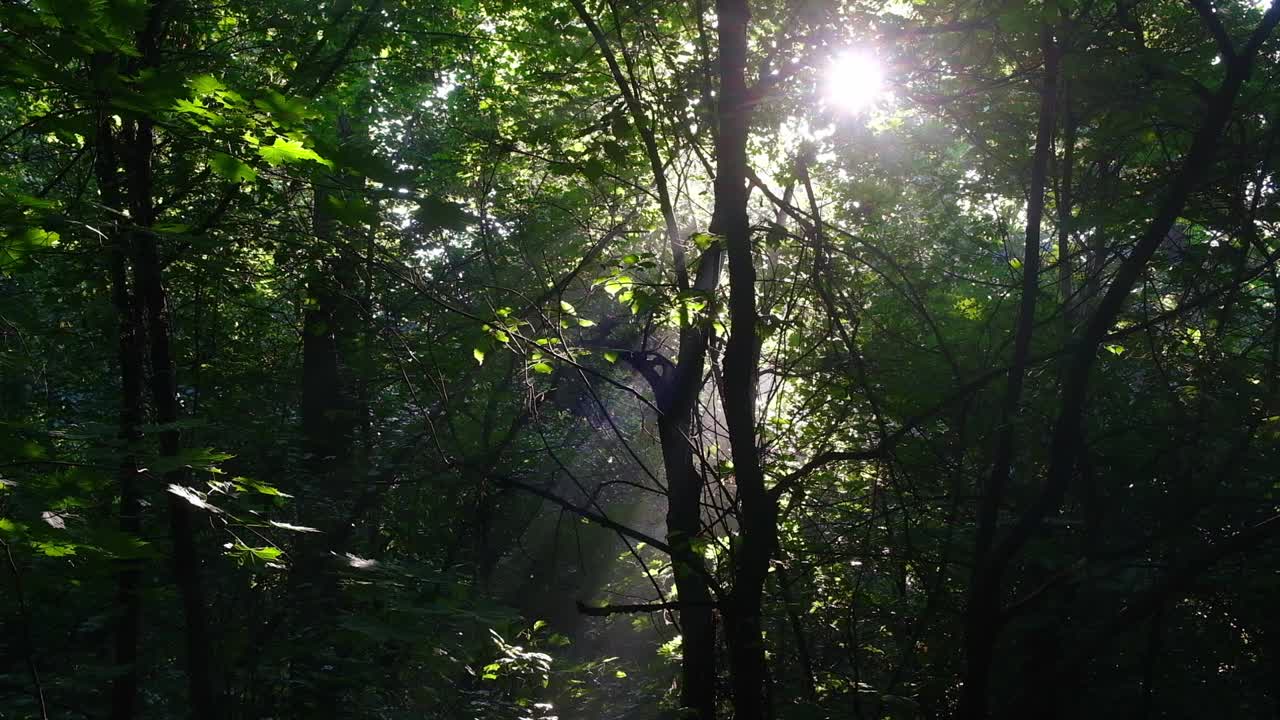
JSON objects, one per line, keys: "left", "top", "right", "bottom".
{"left": 269, "top": 520, "right": 320, "bottom": 533}
{"left": 210, "top": 152, "right": 257, "bottom": 183}
{"left": 257, "top": 137, "right": 332, "bottom": 168}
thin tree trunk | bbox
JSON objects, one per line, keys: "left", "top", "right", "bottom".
{"left": 956, "top": 27, "right": 1058, "bottom": 720}
{"left": 291, "top": 112, "right": 362, "bottom": 719}
{"left": 775, "top": 565, "right": 816, "bottom": 703}
{"left": 1136, "top": 606, "right": 1164, "bottom": 720}
{"left": 129, "top": 121, "right": 219, "bottom": 719}
{"left": 96, "top": 88, "right": 147, "bottom": 720}
{"left": 93, "top": 49, "right": 147, "bottom": 720}
{"left": 965, "top": 9, "right": 1280, "bottom": 716}
{"left": 661, "top": 422, "right": 718, "bottom": 720}
{"left": 985, "top": 2, "right": 1280, "bottom": 600}
{"left": 125, "top": 4, "right": 218, "bottom": 716}
{"left": 570, "top": 3, "right": 722, "bottom": 715}
{"left": 1056, "top": 83, "right": 1076, "bottom": 330}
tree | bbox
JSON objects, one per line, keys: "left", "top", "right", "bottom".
{"left": 2, "top": 0, "right": 1279, "bottom": 718}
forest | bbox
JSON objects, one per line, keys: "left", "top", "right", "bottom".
{"left": 1, "top": 0, "right": 1279, "bottom": 717}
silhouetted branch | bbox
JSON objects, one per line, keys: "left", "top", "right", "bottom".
{"left": 491, "top": 474, "right": 671, "bottom": 555}
{"left": 575, "top": 599, "right": 718, "bottom": 616}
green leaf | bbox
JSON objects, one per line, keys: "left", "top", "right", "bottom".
{"left": 1, "top": 227, "right": 59, "bottom": 271}
{"left": 33, "top": 541, "right": 77, "bottom": 557}
{"left": 174, "top": 98, "right": 221, "bottom": 123}
{"left": 324, "top": 195, "right": 377, "bottom": 226}
{"left": 603, "top": 351, "right": 619, "bottom": 363}
{"left": 559, "top": 300, "right": 576, "bottom": 314}
{"left": 531, "top": 362, "right": 553, "bottom": 374}
{"left": 210, "top": 152, "right": 257, "bottom": 183}
{"left": 252, "top": 90, "right": 312, "bottom": 126}
{"left": 233, "top": 477, "right": 293, "bottom": 498}
{"left": 473, "top": 348, "right": 486, "bottom": 365}
{"left": 257, "top": 137, "right": 332, "bottom": 168}
{"left": 576, "top": 317, "right": 596, "bottom": 327}
{"left": 166, "top": 484, "right": 223, "bottom": 514}
{"left": 189, "top": 73, "right": 225, "bottom": 96}
{"left": 269, "top": 520, "right": 320, "bottom": 533}
{"left": 582, "top": 157, "right": 606, "bottom": 181}
{"left": 151, "top": 447, "right": 233, "bottom": 474}
{"left": 236, "top": 543, "right": 282, "bottom": 562}
{"left": 603, "top": 140, "right": 628, "bottom": 164}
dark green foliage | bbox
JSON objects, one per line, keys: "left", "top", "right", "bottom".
{"left": 2, "top": 0, "right": 1279, "bottom": 718}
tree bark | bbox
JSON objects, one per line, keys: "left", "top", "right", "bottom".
{"left": 92, "top": 49, "right": 148, "bottom": 720}
{"left": 125, "top": 3, "right": 219, "bottom": 717}
{"left": 291, "top": 112, "right": 365, "bottom": 719}
{"left": 711, "top": 0, "right": 773, "bottom": 718}
{"left": 97, "top": 86, "right": 148, "bottom": 720}
{"left": 1056, "top": 83, "right": 1076, "bottom": 330}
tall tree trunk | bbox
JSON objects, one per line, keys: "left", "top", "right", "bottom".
{"left": 710, "top": 0, "right": 773, "bottom": 718}
{"left": 94, "top": 65, "right": 146, "bottom": 720}
{"left": 291, "top": 111, "right": 366, "bottom": 719}
{"left": 569, "top": 2, "right": 721, "bottom": 714}
{"left": 129, "top": 118, "right": 219, "bottom": 720}
{"left": 123, "top": 3, "right": 219, "bottom": 716}
{"left": 660, "top": 420, "right": 718, "bottom": 720}
{"left": 629, "top": 304, "right": 720, "bottom": 720}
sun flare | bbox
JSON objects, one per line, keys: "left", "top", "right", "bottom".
{"left": 824, "top": 50, "right": 886, "bottom": 114}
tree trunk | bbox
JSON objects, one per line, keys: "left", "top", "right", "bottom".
{"left": 711, "top": 0, "right": 773, "bottom": 718}
{"left": 956, "top": 27, "right": 1058, "bottom": 720}
{"left": 122, "top": 7, "right": 219, "bottom": 718}
{"left": 127, "top": 111, "right": 220, "bottom": 719}
{"left": 1056, "top": 84, "right": 1076, "bottom": 331}
{"left": 959, "top": 8, "right": 1280, "bottom": 716}
{"left": 570, "top": 3, "right": 722, "bottom": 714}
{"left": 291, "top": 114, "right": 363, "bottom": 719}
{"left": 94, "top": 60, "right": 147, "bottom": 720}
{"left": 660, "top": 421, "right": 718, "bottom": 720}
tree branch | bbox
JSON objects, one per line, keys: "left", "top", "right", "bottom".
{"left": 490, "top": 474, "right": 671, "bottom": 555}
{"left": 1189, "top": 0, "right": 1237, "bottom": 59}
{"left": 576, "top": 599, "right": 718, "bottom": 616}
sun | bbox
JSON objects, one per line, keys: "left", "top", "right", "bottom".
{"left": 823, "top": 50, "right": 886, "bottom": 114}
